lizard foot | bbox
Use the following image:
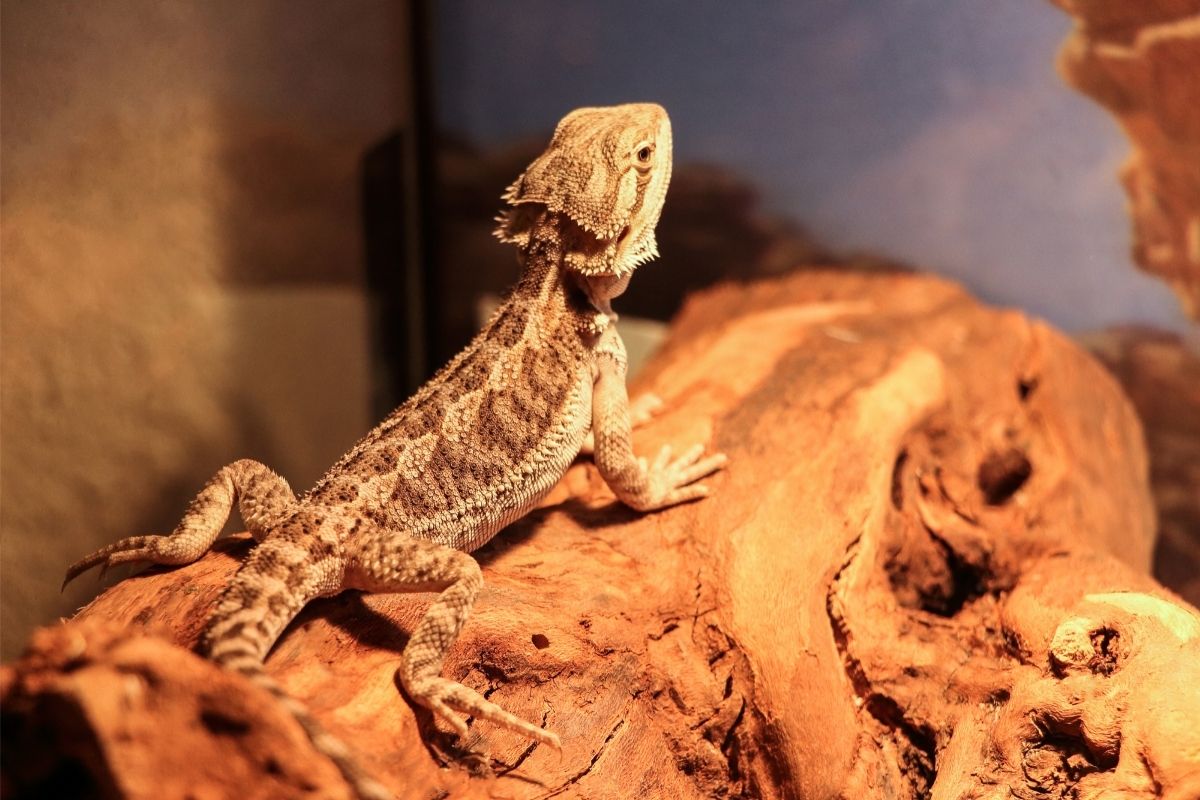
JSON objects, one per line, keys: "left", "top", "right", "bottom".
{"left": 62, "top": 535, "right": 169, "bottom": 589}
{"left": 628, "top": 393, "right": 664, "bottom": 428}
{"left": 633, "top": 443, "right": 728, "bottom": 511}
{"left": 402, "top": 674, "right": 561, "bottom": 749}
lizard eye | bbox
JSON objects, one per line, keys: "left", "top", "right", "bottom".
{"left": 635, "top": 144, "right": 654, "bottom": 165}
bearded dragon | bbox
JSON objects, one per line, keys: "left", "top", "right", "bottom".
{"left": 64, "top": 103, "right": 725, "bottom": 799}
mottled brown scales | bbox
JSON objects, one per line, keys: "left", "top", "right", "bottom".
{"left": 64, "top": 103, "right": 726, "bottom": 800}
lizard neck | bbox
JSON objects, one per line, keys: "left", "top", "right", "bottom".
{"left": 515, "top": 212, "right": 606, "bottom": 334}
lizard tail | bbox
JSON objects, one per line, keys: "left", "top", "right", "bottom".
{"left": 223, "top": 656, "right": 393, "bottom": 800}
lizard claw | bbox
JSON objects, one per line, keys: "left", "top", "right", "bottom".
{"left": 402, "top": 674, "right": 560, "bottom": 749}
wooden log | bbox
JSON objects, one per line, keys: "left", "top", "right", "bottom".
{"left": 4, "top": 269, "right": 1197, "bottom": 800}
{"left": 1083, "top": 326, "right": 1200, "bottom": 608}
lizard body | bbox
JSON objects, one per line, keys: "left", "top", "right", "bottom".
{"left": 65, "top": 103, "right": 725, "bottom": 799}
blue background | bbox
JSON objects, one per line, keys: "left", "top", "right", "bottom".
{"left": 436, "top": 0, "right": 1188, "bottom": 332}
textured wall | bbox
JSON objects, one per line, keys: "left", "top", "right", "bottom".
{"left": 1, "top": 1, "right": 408, "bottom": 658}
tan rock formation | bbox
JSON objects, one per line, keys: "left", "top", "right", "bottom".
{"left": 1050, "top": 0, "right": 1200, "bottom": 316}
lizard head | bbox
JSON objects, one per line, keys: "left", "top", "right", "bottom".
{"left": 495, "top": 103, "right": 673, "bottom": 288}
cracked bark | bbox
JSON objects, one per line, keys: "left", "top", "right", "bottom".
{"left": 4, "top": 269, "right": 1198, "bottom": 799}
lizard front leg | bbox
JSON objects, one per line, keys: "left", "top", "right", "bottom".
{"left": 344, "top": 527, "right": 560, "bottom": 748}
{"left": 578, "top": 391, "right": 662, "bottom": 455}
{"left": 591, "top": 328, "right": 726, "bottom": 511}
{"left": 63, "top": 458, "right": 296, "bottom": 587}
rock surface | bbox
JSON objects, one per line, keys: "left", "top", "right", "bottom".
{"left": 4, "top": 270, "right": 1198, "bottom": 800}
{"left": 1050, "top": 0, "right": 1200, "bottom": 317}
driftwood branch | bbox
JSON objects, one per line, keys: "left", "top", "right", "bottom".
{"left": 4, "top": 270, "right": 1198, "bottom": 800}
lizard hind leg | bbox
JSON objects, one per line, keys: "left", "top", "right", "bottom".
{"left": 344, "top": 530, "right": 561, "bottom": 749}
{"left": 63, "top": 458, "right": 296, "bottom": 588}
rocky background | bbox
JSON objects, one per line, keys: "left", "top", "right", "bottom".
{"left": 1050, "top": 0, "right": 1200, "bottom": 317}
{"left": 1049, "top": 0, "right": 1200, "bottom": 605}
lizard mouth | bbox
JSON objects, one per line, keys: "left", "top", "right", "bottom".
{"left": 607, "top": 225, "right": 642, "bottom": 278}
{"left": 551, "top": 213, "right": 641, "bottom": 278}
